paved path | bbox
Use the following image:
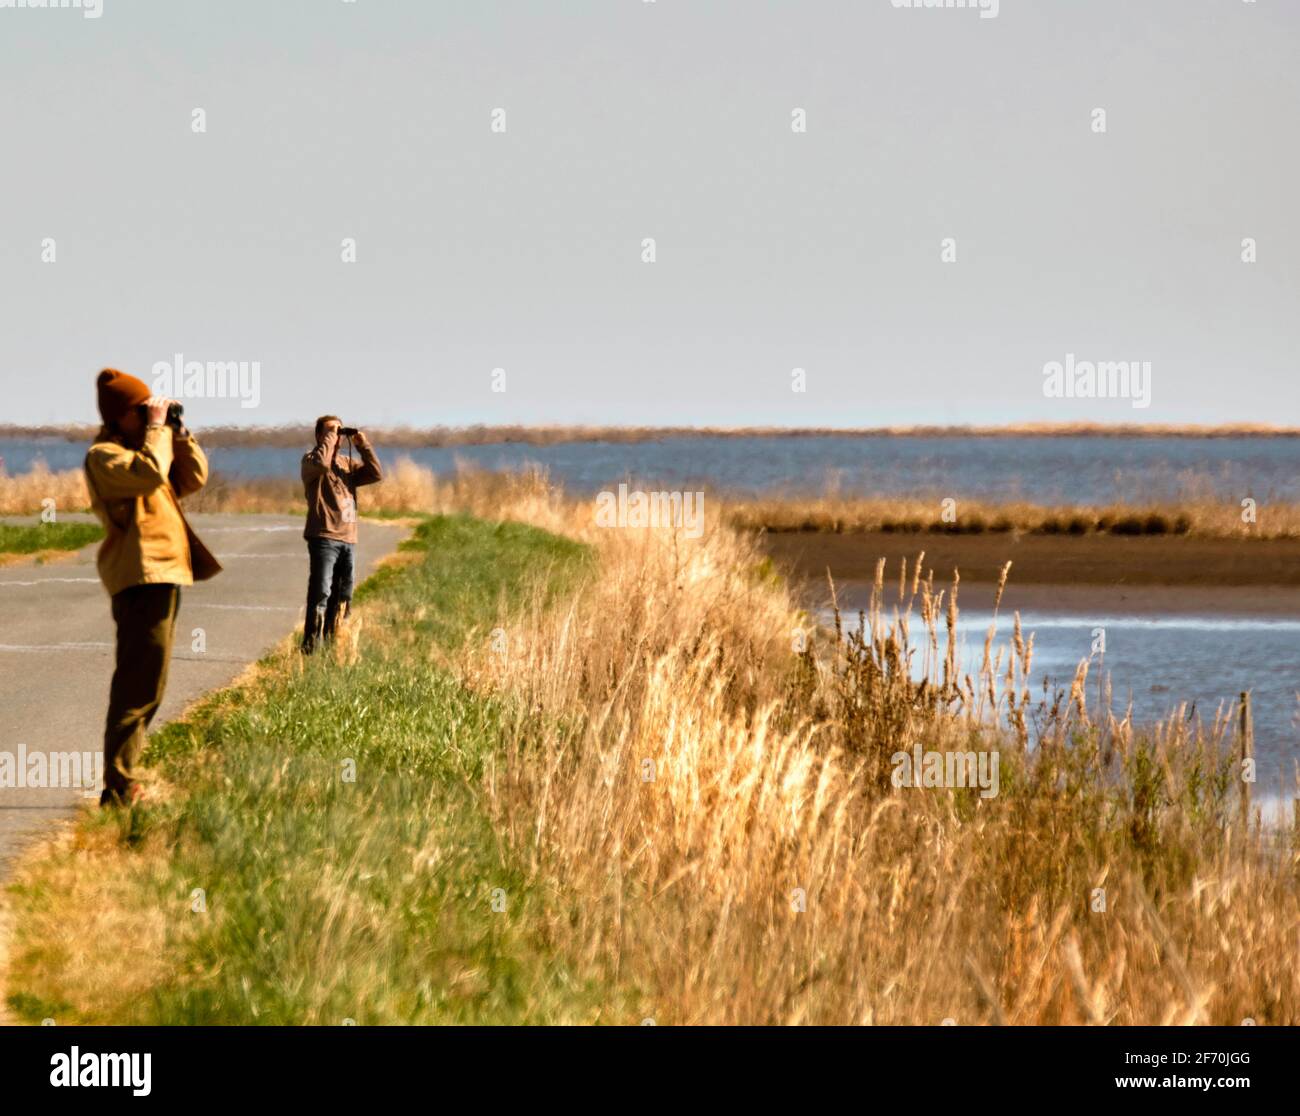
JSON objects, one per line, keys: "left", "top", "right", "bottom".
{"left": 0, "top": 514, "right": 407, "bottom": 873}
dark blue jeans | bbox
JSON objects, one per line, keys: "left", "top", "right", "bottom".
{"left": 303, "top": 538, "right": 355, "bottom": 651}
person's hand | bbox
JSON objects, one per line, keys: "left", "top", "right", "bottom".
{"left": 145, "top": 396, "right": 173, "bottom": 427}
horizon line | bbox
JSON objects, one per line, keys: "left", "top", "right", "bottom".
{"left": 2, "top": 420, "right": 1299, "bottom": 448}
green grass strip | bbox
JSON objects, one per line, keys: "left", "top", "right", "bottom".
{"left": 0, "top": 522, "right": 103, "bottom": 555}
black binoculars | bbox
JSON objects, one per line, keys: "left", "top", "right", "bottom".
{"left": 140, "top": 401, "right": 185, "bottom": 428}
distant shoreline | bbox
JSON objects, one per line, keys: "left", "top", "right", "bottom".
{"left": 3, "top": 421, "right": 1299, "bottom": 448}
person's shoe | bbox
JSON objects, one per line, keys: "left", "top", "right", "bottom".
{"left": 99, "top": 784, "right": 142, "bottom": 809}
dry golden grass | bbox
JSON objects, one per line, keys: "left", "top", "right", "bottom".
{"left": 0, "top": 550, "right": 82, "bottom": 568}
{"left": 0, "top": 901, "right": 16, "bottom": 1026}
{"left": 728, "top": 493, "right": 1300, "bottom": 540}
{"left": 0, "top": 455, "right": 560, "bottom": 520}
{"left": 450, "top": 477, "right": 1300, "bottom": 1025}
{"left": 3, "top": 822, "right": 190, "bottom": 1025}
{"left": 0, "top": 462, "right": 90, "bottom": 516}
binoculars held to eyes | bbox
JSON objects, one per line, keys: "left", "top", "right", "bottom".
{"left": 140, "top": 401, "right": 186, "bottom": 429}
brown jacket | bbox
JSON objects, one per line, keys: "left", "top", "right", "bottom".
{"left": 85, "top": 426, "right": 222, "bottom": 597}
{"left": 302, "top": 430, "right": 382, "bottom": 543}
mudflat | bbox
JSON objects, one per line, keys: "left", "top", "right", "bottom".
{"left": 759, "top": 529, "right": 1300, "bottom": 597}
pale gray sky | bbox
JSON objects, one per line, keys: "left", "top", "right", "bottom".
{"left": 1, "top": 0, "right": 1296, "bottom": 428}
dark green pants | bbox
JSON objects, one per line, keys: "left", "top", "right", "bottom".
{"left": 101, "top": 584, "right": 180, "bottom": 804}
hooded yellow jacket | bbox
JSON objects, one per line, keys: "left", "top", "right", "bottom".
{"left": 84, "top": 425, "right": 222, "bottom": 597}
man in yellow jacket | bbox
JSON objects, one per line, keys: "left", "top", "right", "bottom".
{"left": 84, "top": 368, "right": 221, "bottom": 806}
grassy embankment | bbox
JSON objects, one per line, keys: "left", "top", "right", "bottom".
{"left": 5, "top": 475, "right": 1300, "bottom": 1024}
{"left": 6, "top": 514, "right": 601, "bottom": 1024}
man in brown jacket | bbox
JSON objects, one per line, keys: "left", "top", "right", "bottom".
{"left": 85, "top": 368, "right": 221, "bottom": 806}
{"left": 301, "top": 416, "right": 382, "bottom": 653}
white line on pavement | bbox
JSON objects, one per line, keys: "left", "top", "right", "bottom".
{"left": 0, "top": 578, "right": 100, "bottom": 588}
{"left": 201, "top": 526, "right": 298, "bottom": 533}
{"left": 190, "top": 604, "right": 298, "bottom": 612}
{"left": 0, "top": 642, "right": 113, "bottom": 652}
{"left": 0, "top": 645, "right": 277, "bottom": 663}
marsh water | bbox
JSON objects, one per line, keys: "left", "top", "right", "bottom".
{"left": 3, "top": 432, "right": 1298, "bottom": 503}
